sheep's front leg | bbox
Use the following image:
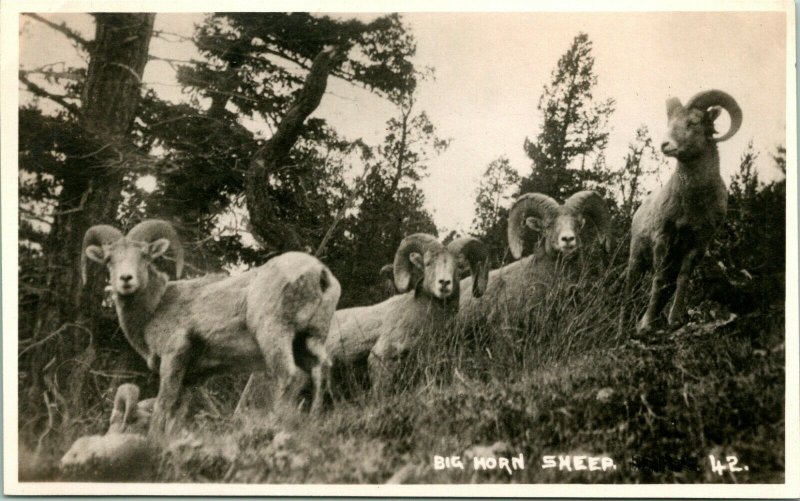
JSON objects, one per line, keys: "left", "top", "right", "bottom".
{"left": 368, "top": 330, "right": 408, "bottom": 392}
{"left": 668, "top": 247, "right": 700, "bottom": 328}
{"left": 619, "top": 239, "right": 648, "bottom": 334}
{"left": 151, "top": 332, "right": 191, "bottom": 434}
{"left": 638, "top": 236, "right": 670, "bottom": 333}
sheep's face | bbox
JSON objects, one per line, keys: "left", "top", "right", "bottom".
{"left": 661, "top": 98, "right": 721, "bottom": 161}
{"left": 526, "top": 212, "right": 585, "bottom": 254}
{"left": 410, "top": 249, "right": 458, "bottom": 299}
{"left": 85, "top": 238, "right": 171, "bottom": 296}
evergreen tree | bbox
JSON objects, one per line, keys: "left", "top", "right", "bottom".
{"left": 615, "top": 125, "right": 666, "bottom": 220}
{"left": 19, "top": 14, "right": 156, "bottom": 420}
{"left": 17, "top": 12, "right": 422, "bottom": 428}
{"left": 142, "top": 13, "right": 420, "bottom": 256}
{"left": 329, "top": 90, "right": 447, "bottom": 307}
{"left": 521, "top": 32, "right": 615, "bottom": 200}
{"left": 701, "top": 143, "right": 785, "bottom": 313}
{"left": 470, "top": 156, "right": 519, "bottom": 265}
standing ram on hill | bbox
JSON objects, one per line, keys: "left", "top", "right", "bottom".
{"left": 82, "top": 219, "right": 341, "bottom": 429}
{"left": 457, "top": 190, "right": 612, "bottom": 318}
{"left": 325, "top": 233, "right": 490, "bottom": 390}
{"left": 622, "top": 89, "right": 742, "bottom": 333}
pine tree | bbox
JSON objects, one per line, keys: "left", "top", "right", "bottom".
{"left": 471, "top": 157, "right": 519, "bottom": 265}
{"left": 616, "top": 125, "right": 666, "bottom": 220}
{"left": 521, "top": 32, "right": 615, "bottom": 200}
{"left": 19, "top": 13, "right": 156, "bottom": 421}
{"left": 330, "top": 89, "right": 447, "bottom": 307}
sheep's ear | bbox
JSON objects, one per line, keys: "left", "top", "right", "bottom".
{"left": 707, "top": 106, "right": 722, "bottom": 122}
{"left": 85, "top": 245, "right": 106, "bottom": 263}
{"left": 578, "top": 215, "right": 586, "bottom": 229}
{"left": 409, "top": 252, "right": 424, "bottom": 270}
{"left": 147, "top": 238, "right": 171, "bottom": 259}
{"left": 525, "top": 216, "right": 543, "bottom": 231}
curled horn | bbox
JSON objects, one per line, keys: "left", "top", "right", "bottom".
{"left": 685, "top": 89, "right": 742, "bottom": 142}
{"left": 379, "top": 264, "right": 397, "bottom": 295}
{"left": 379, "top": 264, "right": 397, "bottom": 296}
{"left": 81, "top": 225, "right": 123, "bottom": 285}
{"left": 393, "top": 233, "right": 443, "bottom": 293}
{"left": 127, "top": 219, "right": 184, "bottom": 279}
{"left": 564, "top": 190, "right": 611, "bottom": 251}
{"left": 447, "top": 237, "right": 490, "bottom": 298}
{"left": 379, "top": 264, "right": 394, "bottom": 282}
{"left": 507, "top": 193, "right": 559, "bottom": 259}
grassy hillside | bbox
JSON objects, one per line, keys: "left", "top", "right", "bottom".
{"left": 22, "top": 256, "right": 785, "bottom": 484}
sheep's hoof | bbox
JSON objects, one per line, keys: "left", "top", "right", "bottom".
{"left": 667, "top": 313, "right": 686, "bottom": 330}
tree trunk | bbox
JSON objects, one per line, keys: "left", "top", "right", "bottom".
{"left": 245, "top": 46, "right": 341, "bottom": 251}
{"left": 25, "top": 14, "right": 155, "bottom": 415}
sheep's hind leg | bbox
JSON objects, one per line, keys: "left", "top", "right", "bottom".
{"left": 254, "top": 323, "right": 301, "bottom": 415}
{"left": 668, "top": 248, "right": 700, "bottom": 328}
{"left": 304, "top": 336, "right": 331, "bottom": 414}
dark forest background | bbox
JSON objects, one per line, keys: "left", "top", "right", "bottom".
{"left": 17, "top": 13, "right": 786, "bottom": 482}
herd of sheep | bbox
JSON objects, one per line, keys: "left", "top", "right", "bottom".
{"left": 62, "top": 89, "right": 742, "bottom": 476}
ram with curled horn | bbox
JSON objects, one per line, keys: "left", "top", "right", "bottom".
{"left": 82, "top": 219, "right": 184, "bottom": 287}
{"left": 325, "top": 233, "right": 490, "bottom": 391}
{"left": 621, "top": 89, "right": 742, "bottom": 334}
{"left": 82, "top": 219, "right": 341, "bottom": 429}
{"left": 457, "top": 190, "right": 612, "bottom": 317}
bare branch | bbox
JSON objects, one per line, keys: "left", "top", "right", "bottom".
{"left": 315, "top": 161, "right": 373, "bottom": 258}
{"left": 23, "top": 13, "right": 92, "bottom": 51}
{"left": 22, "top": 68, "right": 83, "bottom": 82}
{"left": 148, "top": 54, "right": 197, "bottom": 70}
{"left": 152, "top": 29, "right": 193, "bottom": 42}
{"left": 19, "top": 71, "right": 81, "bottom": 116}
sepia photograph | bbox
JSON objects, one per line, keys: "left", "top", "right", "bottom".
{"left": 2, "top": 0, "right": 797, "bottom": 496}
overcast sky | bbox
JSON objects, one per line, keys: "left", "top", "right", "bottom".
{"left": 20, "top": 10, "right": 787, "bottom": 233}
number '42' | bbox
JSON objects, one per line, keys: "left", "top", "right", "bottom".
{"left": 708, "top": 454, "right": 748, "bottom": 475}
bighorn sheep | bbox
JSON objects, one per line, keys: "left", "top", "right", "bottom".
{"left": 82, "top": 219, "right": 341, "bottom": 427}
{"left": 623, "top": 90, "right": 742, "bottom": 332}
{"left": 325, "top": 234, "right": 490, "bottom": 388}
{"left": 61, "top": 384, "right": 154, "bottom": 480}
{"left": 457, "top": 191, "right": 612, "bottom": 315}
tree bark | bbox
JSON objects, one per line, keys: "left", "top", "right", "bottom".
{"left": 245, "top": 45, "right": 341, "bottom": 251}
{"left": 25, "top": 14, "right": 155, "bottom": 412}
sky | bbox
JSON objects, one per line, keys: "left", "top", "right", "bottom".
{"left": 19, "top": 10, "right": 788, "bottom": 233}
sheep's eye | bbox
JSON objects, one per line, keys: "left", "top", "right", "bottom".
{"left": 688, "top": 115, "right": 703, "bottom": 125}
